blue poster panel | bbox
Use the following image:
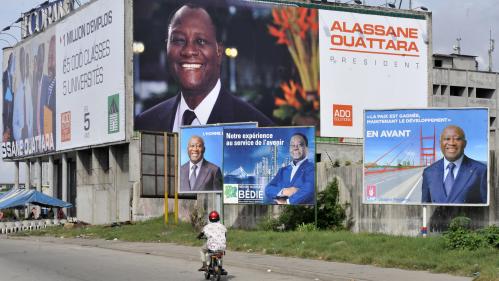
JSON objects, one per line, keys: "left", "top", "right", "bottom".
{"left": 179, "top": 123, "right": 256, "bottom": 194}
{"left": 223, "top": 127, "right": 315, "bottom": 205}
{"left": 363, "top": 108, "right": 489, "bottom": 206}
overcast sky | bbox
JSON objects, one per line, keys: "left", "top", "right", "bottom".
{"left": 0, "top": 0, "right": 498, "bottom": 183}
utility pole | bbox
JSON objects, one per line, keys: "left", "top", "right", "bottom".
{"left": 488, "top": 29, "right": 495, "bottom": 72}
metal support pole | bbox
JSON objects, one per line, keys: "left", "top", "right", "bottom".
{"left": 174, "top": 133, "right": 179, "bottom": 225}
{"left": 164, "top": 133, "right": 168, "bottom": 225}
{"left": 421, "top": 206, "right": 428, "bottom": 237}
{"left": 62, "top": 153, "right": 68, "bottom": 215}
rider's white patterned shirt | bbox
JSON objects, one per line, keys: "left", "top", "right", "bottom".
{"left": 203, "top": 222, "right": 227, "bottom": 251}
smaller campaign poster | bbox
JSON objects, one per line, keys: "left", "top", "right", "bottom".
{"left": 179, "top": 123, "right": 256, "bottom": 194}
{"left": 363, "top": 108, "right": 489, "bottom": 206}
{"left": 223, "top": 127, "right": 316, "bottom": 205}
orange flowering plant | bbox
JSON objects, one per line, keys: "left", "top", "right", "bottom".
{"left": 268, "top": 7, "right": 319, "bottom": 124}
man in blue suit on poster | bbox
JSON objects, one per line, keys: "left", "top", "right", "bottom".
{"left": 421, "top": 125, "right": 487, "bottom": 204}
{"left": 264, "top": 133, "right": 315, "bottom": 205}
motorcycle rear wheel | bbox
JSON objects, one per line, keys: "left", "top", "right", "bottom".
{"left": 214, "top": 266, "right": 221, "bottom": 281}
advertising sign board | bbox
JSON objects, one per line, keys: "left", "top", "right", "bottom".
{"left": 179, "top": 122, "right": 256, "bottom": 194}
{"left": 223, "top": 126, "right": 315, "bottom": 205}
{"left": 1, "top": 29, "right": 56, "bottom": 158}
{"left": 319, "top": 10, "right": 428, "bottom": 138}
{"left": 363, "top": 108, "right": 489, "bottom": 206}
{"left": 56, "top": 0, "right": 125, "bottom": 150}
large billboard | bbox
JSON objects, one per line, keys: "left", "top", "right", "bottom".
{"left": 363, "top": 108, "right": 489, "bottom": 206}
{"left": 133, "top": 1, "right": 429, "bottom": 139}
{"left": 178, "top": 123, "right": 256, "bottom": 194}
{"left": 1, "top": 29, "right": 57, "bottom": 158}
{"left": 133, "top": 0, "right": 320, "bottom": 133}
{"left": 1, "top": 0, "right": 125, "bottom": 159}
{"left": 56, "top": 0, "right": 125, "bottom": 150}
{"left": 319, "top": 9, "right": 428, "bottom": 138}
{"left": 223, "top": 127, "right": 315, "bottom": 205}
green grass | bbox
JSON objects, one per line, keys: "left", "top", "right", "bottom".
{"left": 21, "top": 217, "right": 499, "bottom": 281}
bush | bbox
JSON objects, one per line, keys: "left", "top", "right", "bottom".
{"left": 444, "top": 228, "right": 488, "bottom": 250}
{"left": 478, "top": 225, "right": 499, "bottom": 248}
{"left": 257, "top": 216, "right": 281, "bottom": 231}
{"left": 316, "top": 178, "right": 346, "bottom": 230}
{"left": 278, "top": 205, "right": 314, "bottom": 231}
{"left": 449, "top": 216, "right": 472, "bottom": 231}
{"left": 444, "top": 217, "right": 498, "bottom": 250}
{"left": 276, "top": 177, "right": 347, "bottom": 231}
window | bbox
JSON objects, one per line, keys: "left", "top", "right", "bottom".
{"left": 476, "top": 88, "right": 494, "bottom": 99}
{"left": 450, "top": 86, "right": 465, "bottom": 97}
{"left": 141, "top": 132, "right": 195, "bottom": 199}
{"left": 433, "top": 85, "right": 440, "bottom": 95}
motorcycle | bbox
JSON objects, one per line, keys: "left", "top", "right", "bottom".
{"left": 198, "top": 232, "right": 228, "bottom": 281}
{"left": 204, "top": 250, "right": 227, "bottom": 281}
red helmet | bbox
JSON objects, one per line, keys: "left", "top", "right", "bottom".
{"left": 208, "top": 211, "right": 220, "bottom": 222}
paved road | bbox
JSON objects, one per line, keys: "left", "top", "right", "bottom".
{"left": 0, "top": 237, "right": 306, "bottom": 281}
{"left": 365, "top": 167, "right": 424, "bottom": 203}
{"left": 0, "top": 236, "right": 472, "bottom": 281}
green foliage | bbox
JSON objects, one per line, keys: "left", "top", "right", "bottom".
{"left": 333, "top": 160, "right": 341, "bottom": 167}
{"left": 444, "top": 217, "right": 498, "bottom": 250}
{"left": 278, "top": 205, "right": 314, "bottom": 230}
{"left": 477, "top": 225, "right": 499, "bottom": 248}
{"left": 297, "top": 222, "right": 317, "bottom": 232}
{"left": 344, "top": 160, "right": 351, "bottom": 166}
{"left": 449, "top": 216, "right": 472, "bottom": 231}
{"left": 277, "top": 177, "right": 346, "bottom": 231}
{"left": 256, "top": 216, "right": 281, "bottom": 231}
{"left": 316, "top": 178, "right": 346, "bottom": 230}
{"left": 443, "top": 228, "right": 488, "bottom": 250}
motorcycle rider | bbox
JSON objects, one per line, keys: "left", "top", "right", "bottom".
{"left": 197, "top": 210, "right": 227, "bottom": 271}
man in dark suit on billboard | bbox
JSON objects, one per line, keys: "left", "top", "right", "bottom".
{"left": 135, "top": 4, "right": 273, "bottom": 132}
{"left": 264, "top": 133, "right": 315, "bottom": 205}
{"left": 421, "top": 125, "right": 487, "bottom": 204}
{"left": 180, "top": 135, "right": 222, "bottom": 192}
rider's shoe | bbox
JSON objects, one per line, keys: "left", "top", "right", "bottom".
{"left": 198, "top": 263, "right": 207, "bottom": 271}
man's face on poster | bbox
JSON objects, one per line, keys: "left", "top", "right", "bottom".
{"left": 440, "top": 126, "right": 467, "bottom": 162}
{"left": 188, "top": 136, "right": 205, "bottom": 164}
{"left": 166, "top": 6, "right": 222, "bottom": 96}
{"left": 289, "top": 134, "right": 307, "bottom": 162}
